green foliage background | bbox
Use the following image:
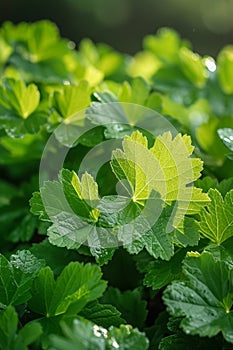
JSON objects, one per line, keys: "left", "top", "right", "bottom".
{"left": 0, "top": 19, "right": 232, "bottom": 350}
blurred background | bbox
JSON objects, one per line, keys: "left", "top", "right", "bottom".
{"left": 0, "top": 0, "right": 233, "bottom": 56}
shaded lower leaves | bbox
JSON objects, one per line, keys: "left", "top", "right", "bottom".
{"left": 50, "top": 318, "right": 149, "bottom": 350}
{"left": 163, "top": 251, "right": 233, "bottom": 343}
{"left": 0, "top": 306, "right": 42, "bottom": 350}
{"left": 0, "top": 250, "right": 44, "bottom": 308}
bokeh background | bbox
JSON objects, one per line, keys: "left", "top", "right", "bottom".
{"left": 1, "top": 0, "right": 233, "bottom": 56}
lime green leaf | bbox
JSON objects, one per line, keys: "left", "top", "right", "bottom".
{"left": 178, "top": 47, "right": 207, "bottom": 88}
{"left": 54, "top": 81, "right": 91, "bottom": 119}
{"left": 62, "top": 169, "right": 100, "bottom": 222}
{"left": 144, "top": 27, "right": 182, "bottom": 63}
{"left": 25, "top": 20, "right": 69, "bottom": 62}
{"left": 112, "top": 130, "right": 209, "bottom": 218}
{"left": 217, "top": 46, "right": 233, "bottom": 94}
{"left": 199, "top": 189, "right": 233, "bottom": 244}
{"left": 119, "top": 77, "right": 151, "bottom": 105}
{"left": 0, "top": 78, "right": 40, "bottom": 119}
{"left": 29, "top": 262, "right": 107, "bottom": 317}
{"left": 50, "top": 318, "right": 149, "bottom": 350}
{"left": 111, "top": 131, "right": 154, "bottom": 202}
{"left": 128, "top": 51, "right": 161, "bottom": 79}
{"left": 163, "top": 252, "right": 233, "bottom": 343}
{"left": 0, "top": 250, "right": 43, "bottom": 307}
{"left": 0, "top": 37, "right": 12, "bottom": 65}
{"left": 0, "top": 306, "right": 42, "bottom": 350}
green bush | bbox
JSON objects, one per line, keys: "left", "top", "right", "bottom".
{"left": 0, "top": 20, "right": 233, "bottom": 349}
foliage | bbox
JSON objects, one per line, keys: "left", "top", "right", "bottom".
{"left": 0, "top": 20, "right": 233, "bottom": 349}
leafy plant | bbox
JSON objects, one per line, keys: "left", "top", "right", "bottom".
{"left": 0, "top": 20, "right": 232, "bottom": 349}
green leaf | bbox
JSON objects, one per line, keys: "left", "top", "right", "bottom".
{"left": 31, "top": 170, "right": 117, "bottom": 262}
{"left": 111, "top": 130, "right": 209, "bottom": 218}
{"left": 144, "top": 27, "right": 182, "bottom": 63}
{"left": 0, "top": 305, "right": 17, "bottom": 349}
{"left": 0, "top": 306, "right": 42, "bottom": 350}
{"left": 159, "top": 333, "right": 222, "bottom": 350}
{"left": 54, "top": 81, "right": 91, "bottom": 119}
{"left": 128, "top": 51, "right": 161, "bottom": 79}
{"left": 8, "top": 213, "right": 38, "bottom": 243}
{"left": 29, "top": 262, "right": 107, "bottom": 317}
{"left": 205, "top": 238, "right": 233, "bottom": 268}
{"left": 30, "top": 239, "right": 82, "bottom": 275}
{"left": 217, "top": 46, "right": 233, "bottom": 94}
{"left": 25, "top": 20, "right": 69, "bottom": 62}
{"left": 62, "top": 169, "right": 100, "bottom": 222}
{"left": 100, "top": 287, "right": 147, "bottom": 329}
{"left": 0, "top": 37, "right": 12, "bottom": 65}
{"left": 195, "top": 176, "right": 233, "bottom": 197}
{"left": 0, "top": 250, "right": 43, "bottom": 307}
{"left": 0, "top": 180, "right": 16, "bottom": 207}
{"left": 199, "top": 189, "right": 233, "bottom": 244}
{"left": 163, "top": 251, "right": 233, "bottom": 343}
{"left": 143, "top": 248, "right": 188, "bottom": 290}
{"left": 140, "top": 207, "right": 199, "bottom": 260}
{"left": 196, "top": 116, "right": 233, "bottom": 162}
{"left": 79, "top": 300, "right": 125, "bottom": 328}
{"left": 0, "top": 78, "right": 40, "bottom": 119}
{"left": 16, "top": 321, "right": 43, "bottom": 348}
{"left": 218, "top": 128, "right": 233, "bottom": 153}
{"left": 50, "top": 318, "right": 149, "bottom": 350}
{"left": 178, "top": 47, "right": 207, "bottom": 88}
{"left": 108, "top": 324, "right": 149, "bottom": 350}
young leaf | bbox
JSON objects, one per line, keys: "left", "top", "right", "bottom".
{"left": 111, "top": 130, "right": 209, "bottom": 218}
{"left": 54, "top": 81, "right": 91, "bottom": 119}
{"left": 217, "top": 46, "right": 233, "bottom": 94}
{"left": 0, "top": 78, "right": 40, "bottom": 119}
{"left": 199, "top": 189, "right": 233, "bottom": 244}
{"left": 29, "top": 262, "right": 107, "bottom": 317}
{"left": 143, "top": 27, "right": 182, "bottom": 63}
{"left": 62, "top": 169, "right": 100, "bottom": 222}
{"left": 178, "top": 47, "right": 207, "bottom": 88}
{"left": 163, "top": 251, "right": 233, "bottom": 343}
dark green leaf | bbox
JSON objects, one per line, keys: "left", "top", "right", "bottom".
{"left": 163, "top": 251, "right": 233, "bottom": 343}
